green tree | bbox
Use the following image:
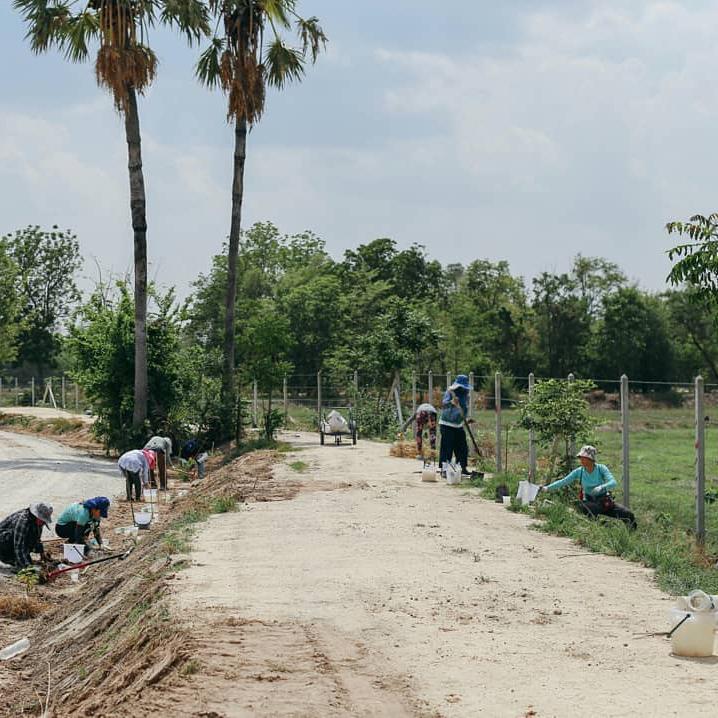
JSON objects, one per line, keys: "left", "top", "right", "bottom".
{"left": 0, "top": 240, "right": 21, "bottom": 365}
{"left": 238, "top": 300, "right": 294, "bottom": 438}
{"left": 15, "top": 0, "right": 210, "bottom": 426}
{"left": 4, "top": 225, "right": 81, "bottom": 376}
{"left": 531, "top": 272, "right": 589, "bottom": 377}
{"left": 195, "top": 1, "right": 327, "bottom": 436}
{"left": 666, "top": 213, "right": 718, "bottom": 301}
{"left": 664, "top": 289, "right": 718, "bottom": 381}
{"left": 590, "top": 287, "right": 674, "bottom": 382}
{"left": 69, "top": 282, "right": 193, "bottom": 450}
{"left": 518, "top": 378, "right": 595, "bottom": 474}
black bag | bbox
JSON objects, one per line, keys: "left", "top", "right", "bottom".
{"left": 495, "top": 484, "right": 510, "bottom": 503}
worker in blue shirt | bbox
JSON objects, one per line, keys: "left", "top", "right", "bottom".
{"left": 540, "top": 445, "right": 636, "bottom": 529}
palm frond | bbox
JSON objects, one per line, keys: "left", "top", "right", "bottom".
{"left": 13, "top": 0, "right": 71, "bottom": 53}
{"left": 296, "top": 15, "right": 326, "bottom": 62}
{"left": 195, "top": 37, "right": 226, "bottom": 88}
{"left": 60, "top": 12, "right": 100, "bottom": 62}
{"left": 161, "top": 0, "right": 211, "bottom": 44}
{"left": 261, "top": 0, "right": 294, "bottom": 30}
{"left": 96, "top": 44, "right": 158, "bottom": 112}
{"left": 264, "top": 37, "right": 304, "bottom": 89}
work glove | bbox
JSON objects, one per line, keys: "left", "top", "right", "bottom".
{"left": 590, "top": 485, "right": 605, "bottom": 498}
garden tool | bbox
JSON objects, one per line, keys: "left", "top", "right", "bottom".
{"left": 45, "top": 547, "right": 134, "bottom": 583}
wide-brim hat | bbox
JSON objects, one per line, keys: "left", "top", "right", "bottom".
{"left": 576, "top": 445, "right": 597, "bottom": 461}
{"left": 29, "top": 502, "right": 53, "bottom": 527}
{"left": 449, "top": 374, "right": 471, "bottom": 391}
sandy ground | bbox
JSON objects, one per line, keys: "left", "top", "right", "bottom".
{"left": 0, "top": 406, "right": 93, "bottom": 424}
{"left": 0, "top": 430, "right": 120, "bottom": 524}
{"left": 171, "top": 432, "right": 718, "bottom": 717}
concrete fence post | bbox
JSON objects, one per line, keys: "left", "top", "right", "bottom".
{"left": 31, "top": 377, "right": 35, "bottom": 406}
{"left": 468, "top": 372, "right": 475, "bottom": 418}
{"left": 446, "top": 371, "right": 451, "bottom": 395}
{"left": 428, "top": 371, "right": 433, "bottom": 404}
{"left": 62, "top": 375, "right": 66, "bottom": 409}
{"left": 283, "top": 376, "right": 288, "bottom": 420}
{"left": 317, "top": 371, "right": 322, "bottom": 423}
{"left": 696, "top": 375, "right": 706, "bottom": 543}
{"left": 620, "top": 374, "right": 630, "bottom": 508}
{"left": 74, "top": 383, "right": 79, "bottom": 411}
{"left": 528, "top": 372, "right": 537, "bottom": 481}
{"left": 495, "top": 372, "right": 502, "bottom": 473}
{"left": 567, "top": 373, "right": 576, "bottom": 468}
{"left": 411, "top": 371, "right": 417, "bottom": 416}
{"left": 252, "top": 379, "right": 258, "bottom": 427}
{"left": 353, "top": 370, "right": 358, "bottom": 396}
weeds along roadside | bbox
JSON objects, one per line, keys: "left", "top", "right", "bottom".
{"left": 475, "top": 472, "right": 718, "bottom": 596}
{"left": 4, "top": 447, "right": 277, "bottom": 716}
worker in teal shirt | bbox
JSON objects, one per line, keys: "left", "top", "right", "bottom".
{"left": 55, "top": 497, "right": 111, "bottom": 554}
{"left": 540, "top": 445, "right": 636, "bottom": 529}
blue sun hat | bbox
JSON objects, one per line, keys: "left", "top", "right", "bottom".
{"left": 83, "top": 497, "right": 110, "bottom": 518}
{"left": 449, "top": 375, "right": 471, "bottom": 392}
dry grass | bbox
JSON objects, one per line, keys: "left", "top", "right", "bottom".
{"left": 0, "top": 595, "right": 48, "bottom": 620}
{"left": 389, "top": 441, "right": 419, "bottom": 458}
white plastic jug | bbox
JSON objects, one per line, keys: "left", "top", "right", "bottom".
{"left": 444, "top": 462, "right": 461, "bottom": 485}
{"left": 670, "top": 611, "right": 716, "bottom": 657}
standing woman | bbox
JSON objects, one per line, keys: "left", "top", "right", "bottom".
{"left": 55, "top": 497, "right": 110, "bottom": 552}
{"left": 438, "top": 374, "right": 471, "bottom": 477}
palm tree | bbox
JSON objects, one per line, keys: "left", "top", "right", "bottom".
{"left": 195, "top": 0, "right": 326, "bottom": 438}
{"left": 14, "top": 0, "right": 209, "bottom": 427}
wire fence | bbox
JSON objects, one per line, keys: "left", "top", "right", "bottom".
{"left": 0, "top": 375, "right": 89, "bottom": 413}
{"left": 3, "top": 370, "right": 716, "bottom": 548}
{"left": 246, "top": 370, "right": 717, "bottom": 547}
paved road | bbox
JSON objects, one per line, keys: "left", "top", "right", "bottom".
{"left": 0, "top": 430, "right": 120, "bottom": 529}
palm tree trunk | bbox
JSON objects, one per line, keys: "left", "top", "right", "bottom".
{"left": 222, "top": 116, "right": 248, "bottom": 433}
{"left": 124, "top": 85, "right": 148, "bottom": 428}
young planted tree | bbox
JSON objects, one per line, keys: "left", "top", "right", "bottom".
{"left": 195, "top": 0, "right": 327, "bottom": 437}
{"left": 14, "top": 0, "right": 209, "bottom": 426}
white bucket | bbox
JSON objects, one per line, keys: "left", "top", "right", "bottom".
{"left": 143, "top": 489, "right": 158, "bottom": 501}
{"left": 502, "top": 495, "right": 511, "bottom": 506}
{"left": 62, "top": 544, "right": 86, "bottom": 564}
{"left": 134, "top": 512, "right": 152, "bottom": 528}
{"left": 670, "top": 610, "right": 716, "bottom": 657}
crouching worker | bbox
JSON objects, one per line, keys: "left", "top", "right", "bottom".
{"left": 55, "top": 497, "right": 110, "bottom": 554}
{"left": 400, "top": 403, "right": 438, "bottom": 459}
{"left": 0, "top": 502, "right": 53, "bottom": 571}
{"left": 118, "top": 448, "right": 151, "bottom": 501}
{"left": 439, "top": 374, "right": 472, "bottom": 477}
{"left": 540, "top": 445, "right": 636, "bottom": 530}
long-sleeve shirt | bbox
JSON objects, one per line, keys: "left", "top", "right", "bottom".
{"left": 400, "top": 403, "right": 437, "bottom": 432}
{"left": 118, "top": 450, "right": 150, "bottom": 487}
{"left": 56, "top": 503, "right": 102, "bottom": 544}
{"left": 439, "top": 390, "right": 468, "bottom": 428}
{"left": 0, "top": 508, "right": 43, "bottom": 569}
{"left": 144, "top": 436, "right": 173, "bottom": 466}
{"left": 544, "top": 464, "right": 617, "bottom": 498}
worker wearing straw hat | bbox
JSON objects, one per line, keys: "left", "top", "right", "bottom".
{"left": 540, "top": 445, "right": 636, "bottom": 529}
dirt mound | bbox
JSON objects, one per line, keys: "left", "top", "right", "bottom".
{"left": 0, "top": 449, "right": 277, "bottom": 717}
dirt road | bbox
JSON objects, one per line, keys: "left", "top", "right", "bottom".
{"left": 0, "top": 430, "right": 119, "bottom": 521}
{"left": 174, "top": 432, "right": 717, "bottom": 717}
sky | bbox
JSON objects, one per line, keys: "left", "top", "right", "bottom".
{"left": 1, "top": 0, "right": 717, "bottom": 298}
